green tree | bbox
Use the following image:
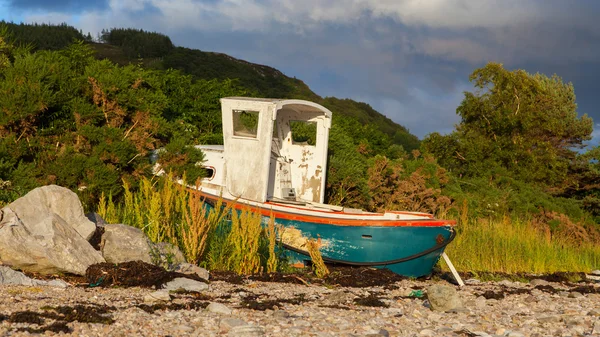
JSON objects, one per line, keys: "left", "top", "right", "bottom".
{"left": 423, "top": 62, "right": 593, "bottom": 188}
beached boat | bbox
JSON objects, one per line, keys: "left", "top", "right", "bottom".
{"left": 163, "top": 97, "right": 456, "bottom": 277}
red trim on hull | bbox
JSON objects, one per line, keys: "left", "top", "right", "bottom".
{"left": 199, "top": 191, "right": 456, "bottom": 227}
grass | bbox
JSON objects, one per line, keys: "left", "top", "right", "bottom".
{"left": 443, "top": 214, "right": 600, "bottom": 274}
{"left": 97, "top": 174, "right": 284, "bottom": 275}
{"left": 95, "top": 173, "right": 600, "bottom": 277}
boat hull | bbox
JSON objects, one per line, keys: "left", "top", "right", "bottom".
{"left": 201, "top": 192, "right": 454, "bottom": 278}
{"left": 274, "top": 218, "right": 453, "bottom": 277}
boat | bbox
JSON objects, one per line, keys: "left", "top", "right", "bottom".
{"left": 161, "top": 97, "right": 456, "bottom": 277}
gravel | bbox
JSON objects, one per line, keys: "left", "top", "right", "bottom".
{"left": 0, "top": 276, "right": 599, "bottom": 336}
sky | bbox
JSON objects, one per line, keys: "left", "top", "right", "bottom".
{"left": 1, "top": 0, "right": 599, "bottom": 142}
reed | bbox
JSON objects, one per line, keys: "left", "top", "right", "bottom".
{"left": 96, "top": 174, "right": 278, "bottom": 275}
{"left": 444, "top": 214, "right": 600, "bottom": 274}
{"left": 265, "top": 214, "right": 279, "bottom": 273}
{"left": 306, "top": 238, "right": 329, "bottom": 278}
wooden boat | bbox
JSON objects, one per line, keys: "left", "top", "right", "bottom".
{"left": 162, "top": 97, "right": 456, "bottom": 277}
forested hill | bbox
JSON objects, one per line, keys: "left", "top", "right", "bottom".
{"left": 1, "top": 22, "right": 418, "bottom": 150}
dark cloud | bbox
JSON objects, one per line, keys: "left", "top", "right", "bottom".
{"left": 9, "top": 0, "right": 109, "bottom": 12}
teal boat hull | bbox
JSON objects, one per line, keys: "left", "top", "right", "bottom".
{"left": 272, "top": 218, "right": 453, "bottom": 277}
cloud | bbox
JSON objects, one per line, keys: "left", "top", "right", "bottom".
{"left": 5, "top": 0, "right": 600, "bottom": 139}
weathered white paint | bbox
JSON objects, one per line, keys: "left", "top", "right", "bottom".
{"left": 219, "top": 97, "right": 331, "bottom": 204}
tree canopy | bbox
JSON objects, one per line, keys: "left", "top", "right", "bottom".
{"left": 423, "top": 62, "right": 593, "bottom": 188}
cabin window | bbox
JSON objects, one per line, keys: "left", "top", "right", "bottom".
{"left": 233, "top": 110, "right": 259, "bottom": 138}
{"left": 290, "top": 120, "right": 317, "bottom": 146}
{"left": 203, "top": 167, "right": 215, "bottom": 180}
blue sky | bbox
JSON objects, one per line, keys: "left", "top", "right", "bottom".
{"left": 1, "top": 0, "right": 599, "bottom": 141}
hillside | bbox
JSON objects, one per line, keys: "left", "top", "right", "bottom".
{"left": 91, "top": 27, "right": 419, "bottom": 150}
{"left": 1, "top": 22, "right": 419, "bottom": 150}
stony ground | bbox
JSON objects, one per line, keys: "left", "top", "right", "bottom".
{"left": 0, "top": 274, "right": 599, "bottom": 337}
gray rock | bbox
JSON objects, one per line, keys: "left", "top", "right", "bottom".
{"left": 144, "top": 290, "right": 171, "bottom": 303}
{"left": 426, "top": 284, "right": 462, "bottom": 312}
{"left": 163, "top": 277, "right": 209, "bottom": 292}
{"left": 44, "top": 279, "right": 69, "bottom": 288}
{"left": 272, "top": 310, "right": 290, "bottom": 319}
{"left": 568, "top": 291, "right": 583, "bottom": 298}
{"left": 507, "top": 332, "right": 525, "bottom": 337}
{"left": 85, "top": 212, "right": 107, "bottom": 227}
{"left": 5, "top": 185, "right": 96, "bottom": 240}
{"left": 227, "top": 325, "right": 265, "bottom": 337}
{"left": 0, "top": 266, "right": 36, "bottom": 286}
{"left": 592, "top": 320, "right": 600, "bottom": 334}
{"left": 100, "top": 224, "right": 153, "bottom": 264}
{"left": 0, "top": 208, "right": 105, "bottom": 275}
{"left": 0, "top": 266, "right": 68, "bottom": 288}
{"left": 220, "top": 318, "right": 248, "bottom": 330}
{"left": 152, "top": 242, "right": 187, "bottom": 269}
{"left": 537, "top": 315, "right": 561, "bottom": 323}
{"left": 173, "top": 263, "right": 209, "bottom": 280}
{"left": 207, "top": 302, "right": 232, "bottom": 315}
{"left": 475, "top": 296, "right": 487, "bottom": 308}
{"left": 377, "top": 329, "right": 390, "bottom": 337}
{"left": 325, "top": 290, "right": 352, "bottom": 303}
{"left": 465, "top": 278, "right": 481, "bottom": 285}
{"left": 530, "top": 279, "right": 549, "bottom": 287}
{"left": 591, "top": 270, "right": 600, "bottom": 276}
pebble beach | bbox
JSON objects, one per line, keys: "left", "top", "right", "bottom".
{"left": 1, "top": 274, "right": 599, "bottom": 337}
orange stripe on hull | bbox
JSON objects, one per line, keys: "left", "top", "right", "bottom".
{"left": 199, "top": 192, "right": 456, "bottom": 228}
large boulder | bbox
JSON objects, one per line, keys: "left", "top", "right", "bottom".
{"left": 5, "top": 185, "right": 96, "bottom": 240}
{"left": 100, "top": 224, "right": 154, "bottom": 264}
{"left": 100, "top": 224, "right": 187, "bottom": 268}
{"left": 0, "top": 207, "right": 105, "bottom": 275}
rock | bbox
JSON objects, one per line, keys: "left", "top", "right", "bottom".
{"left": 419, "top": 329, "right": 434, "bottom": 336}
{"left": 207, "top": 302, "right": 232, "bottom": 315}
{"left": 0, "top": 266, "right": 37, "bottom": 286}
{"left": 537, "top": 315, "right": 561, "bottom": 323}
{"left": 0, "top": 208, "right": 105, "bottom": 275}
{"left": 377, "top": 329, "right": 390, "bottom": 337}
{"left": 495, "top": 328, "right": 506, "bottom": 335}
{"left": 464, "top": 278, "right": 481, "bottom": 285}
{"left": 220, "top": 318, "right": 248, "bottom": 330}
{"left": 558, "top": 291, "right": 570, "bottom": 298}
{"left": 325, "top": 290, "right": 352, "bottom": 303}
{"left": 85, "top": 212, "right": 107, "bottom": 227}
{"left": 4, "top": 185, "right": 96, "bottom": 240}
{"left": 426, "top": 284, "right": 462, "bottom": 312}
{"left": 530, "top": 279, "right": 549, "bottom": 287}
{"left": 144, "top": 290, "right": 171, "bottom": 303}
{"left": 593, "top": 320, "right": 600, "bottom": 334}
{"left": 568, "top": 291, "right": 583, "bottom": 298}
{"left": 475, "top": 296, "right": 486, "bottom": 308}
{"left": 152, "top": 242, "right": 187, "bottom": 270}
{"left": 163, "top": 277, "right": 208, "bottom": 292}
{"left": 0, "top": 266, "right": 68, "bottom": 288}
{"left": 591, "top": 270, "right": 600, "bottom": 276}
{"left": 227, "top": 325, "right": 265, "bottom": 337}
{"left": 100, "top": 224, "right": 154, "bottom": 264}
{"left": 498, "top": 280, "right": 513, "bottom": 287}
{"left": 507, "top": 332, "right": 525, "bottom": 337}
{"left": 272, "top": 310, "right": 290, "bottom": 319}
{"left": 173, "top": 263, "right": 209, "bottom": 280}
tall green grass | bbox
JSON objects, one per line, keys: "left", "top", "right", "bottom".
{"left": 97, "top": 174, "right": 280, "bottom": 274}
{"left": 444, "top": 214, "right": 600, "bottom": 274}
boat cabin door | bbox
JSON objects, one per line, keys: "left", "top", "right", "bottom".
{"left": 269, "top": 107, "right": 330, "bottom": 204}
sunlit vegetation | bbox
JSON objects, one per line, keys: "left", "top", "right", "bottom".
{"left": 1, "top": 22, "right": 599, "bottom": 274}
